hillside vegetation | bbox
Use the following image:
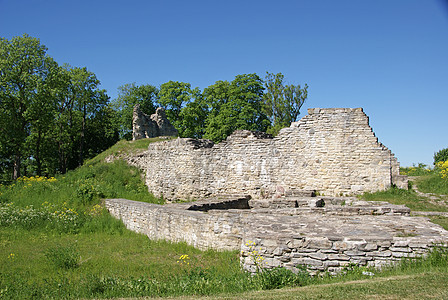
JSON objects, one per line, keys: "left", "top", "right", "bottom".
{"left": 1, "top": 140, "right": 448, "bottom": 299}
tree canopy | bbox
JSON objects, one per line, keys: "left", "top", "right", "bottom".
{"left": 203, "top": 74, "right": 270, "bottom": 142}
{"left": 0, "top": 34, "right": 118, "bottom": 180}
{"left": 0, "top": 34, "right": 309, "bottom": 180}
{"left": 263, "top": 72, "right": 308, "bottom": 135}
{"left": 111, "top": 83, "right": 158, "bottom": 140}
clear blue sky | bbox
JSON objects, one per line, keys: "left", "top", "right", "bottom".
{"left": 1, "top": 0, "right": 447, "bottom": 167}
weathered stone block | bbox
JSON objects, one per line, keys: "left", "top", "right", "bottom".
{"left": 305, "top": 237, "right": 333, "bottom": 249}
{"left": 327, "top": 254, "right": 350, "bottom": 261}
{"left": 344, "top": 250, "right": 366, "bottom": 256}
{"left": 358, "top": 243, "right": 378, "bottom": 251}
{"left": 324, "top": 261, "right": 340, "bottom": 268}
{"left": 366, "top": 250, "right": 392, "bottom": 257}
{"left": 393, "top": 240, "right": 410, "bottom": 247}
{"left": 297, "top": 258, "right": 323, "bottom": 267}
{"left": 308, "top": 252, "right": 328, "bottom": 260}
{"left": 264, "top": 257, "right": 282, "bottom": 268}
{"left": 333, "top": 241, "right": 357, "bottom": 251}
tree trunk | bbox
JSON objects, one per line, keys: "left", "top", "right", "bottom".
{"left": 79, "top": 103, "right": 86, "bottom": 166}
{"left": 13, "top": 154, "right": 21, "bottom": 180}
{"left": 35, "top": 128, "right": 42, "bottom": 176}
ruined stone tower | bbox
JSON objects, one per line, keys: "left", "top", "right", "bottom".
{"left": 132, "top": 105, "right": 178, "bottom": 140}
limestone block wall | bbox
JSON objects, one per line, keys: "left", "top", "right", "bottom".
{"left": 239, "top": 212, "right": 448, "bottom": 274}
{"left": 240, "top": 234, "right": 445, "bottom": 274}
{"left": 105, "top": 198, "right": 448, "bottom": 274}
{"left": 105, "top": 198, "right": 243, "bottom": 251}
{"left": 127, "top": 108, "right": 406, "bottom": 200}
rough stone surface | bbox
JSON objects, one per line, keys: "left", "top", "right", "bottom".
{"left": 128, "top": 108, "right": 407, "bottom": 199}
{"left": 105, "top": 197, "right": 448, "bottom": 274}
{"left": 132, "top": 105, "right": 178, "bottom": 140}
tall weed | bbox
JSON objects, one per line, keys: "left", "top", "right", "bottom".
{"left": 45, "top": 244, "right": 80, "bottom": 269}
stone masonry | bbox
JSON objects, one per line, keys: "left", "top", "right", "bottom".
{"left": 104, "top": 107, "right": 445, "bottom": 275}
{"left": 128, "top": 108, "right": 408, "bottom": 199}
{"left": 132, "top": 105, "right": 178, "bottom": 140}
{"left": 105, "top": 196, "right": 448, "bottom": 274}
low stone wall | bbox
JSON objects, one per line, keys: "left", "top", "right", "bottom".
{"left": 127, "top": 108, "right": 408, "bottom": 201}
{"left": 105, "top": 197, "right": 448, "bottom": 274}
{"left": 240, "top": 214, "right": 447, "bottom": 274}
{"left": 105, "top": 198, "right": 243, "bottom": 251}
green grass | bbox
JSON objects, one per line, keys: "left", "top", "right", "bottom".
{"left": 178, "top": 247, "right": 448, "bottom": 299}
{"left": 187, "top": 272, "right": 448, "bottom": 299}
{"left": 1, "top": 139, "right": 448, "bottom": 298}
{"left": 0, "top": 159, "right": 162, "bottom": 210}
{"left": 0, "top": 227, "right": 255, "bottom": 299}
{"left": 87, "top": 136, "right": 175, "bottom": 165}
{"left": 361, "top": 186, "right": 448, "bottom": 212}
{"left": 415, "top": 175, "right": 448, "bottom": 195}
{"left": 2, "top": 223, "right": 447, "bottom": 299}
{"left": 429, "top": 215, "right": 448, "bottom": 231}
{"left": 400, "top": 163, "right": 448, "bottom": 195}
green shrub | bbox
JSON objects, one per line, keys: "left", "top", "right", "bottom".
{"left": 400, "top": 163, "right": 433, "bottom": 176}
{"left": 253, "top": 266, "right": 310, "bottom": 290}
{"left": 76, "top": 179, "right": 101, "bottom": 204}
{"left": 434, "top": 148, "right": 448, "bottom": 165}
{"left": 44, "top": 244, "right": 80, "bottom": 269}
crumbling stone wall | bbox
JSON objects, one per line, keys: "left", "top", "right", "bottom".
{"left": 128, "top": 108, "right": 407, "bottom": 199}
{"left": 105, "top": 197, "right": 448, "bottom": 274}
{"left": 132, "top": 105, "right": 178, "bottom": 140}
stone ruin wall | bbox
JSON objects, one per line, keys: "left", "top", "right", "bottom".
{"left": 128, "top": 108, "right": 407, "bottom": 200}
{"left": 132, "top": 105, "right": 178, "bottom": 140}
{"left": 106, "top": 199, "right": 244, "bottom": 251}
{"left": 105, "top": 198, "right": 448, "bottom": 274}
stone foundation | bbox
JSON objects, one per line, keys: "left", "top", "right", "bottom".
{"left": 105, "top": 196, "right": 448, "bottom": 274}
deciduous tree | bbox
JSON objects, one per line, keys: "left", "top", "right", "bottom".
{"left": 263, "top": 72, "right": 308, "bottom": 135}
{"left": 0, "top": 34, "right": 57, "bottom": 179}
{"left": 203, "top": 74, "right": 269, "bottom": 142}
{"left": 111, "top": 83, "right": 158, "bottom": 140}
{"left": 0, "top": 35, "right": 119, "bottom": 178}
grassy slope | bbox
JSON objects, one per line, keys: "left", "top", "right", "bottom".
{"left": 1, "top": 139, "right": 448, "bottom": 298}
{"left": 0, "top": 138, "right": 249, "bottom": 298}
{"left": 361, "top": 184, "right": 448, "bottom": 212}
